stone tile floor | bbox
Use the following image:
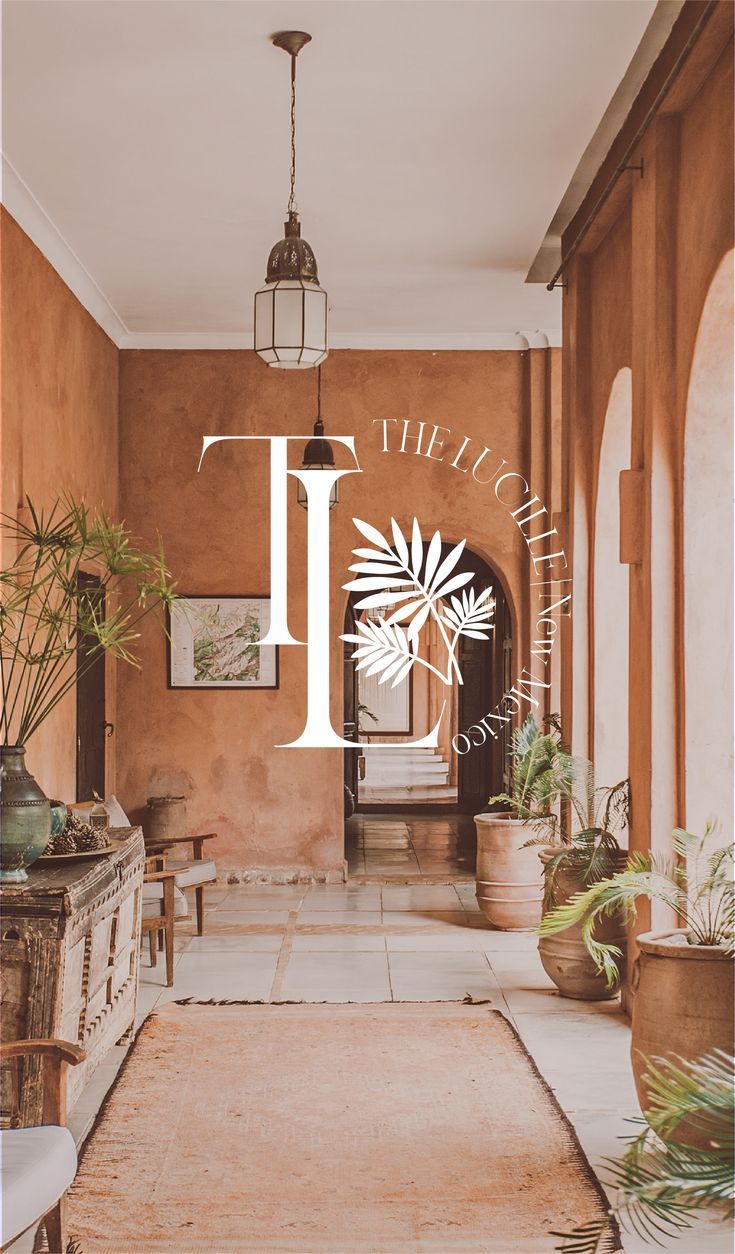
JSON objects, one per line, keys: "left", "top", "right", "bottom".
{"left": 346, "top": 813, "right": 476, "bottom": 878}
{"left": 39, "top": 880, "right": 728, "bottom": 1254}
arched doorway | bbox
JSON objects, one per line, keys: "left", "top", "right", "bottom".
{"left": 343, "top": 543, "right": 512, "bottom": 879}
{"left": 593, "top": 367, "right": 632, "bottom": 790}
{"left": 683, "top": 251, "right": 734, "bottom": 841}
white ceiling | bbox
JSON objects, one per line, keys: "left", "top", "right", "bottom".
{"left": 2, "top": 0, "right": 658, "bottom": 349}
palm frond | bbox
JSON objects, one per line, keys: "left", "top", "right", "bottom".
{"left": 554, "top": 1051, "right": 735, "bottom": 1254}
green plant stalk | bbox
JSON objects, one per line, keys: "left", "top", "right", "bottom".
{"left": 8, "top": 553, "right": 82, "bottom": 742}
{"left": 2, "top": 545, "right": 43, "bottom": 735}
{"left": 1, "top": 495, "right": 176, "bottom": 748}
{"left": 19, "top": 597, "right": 167, "bottom": 744}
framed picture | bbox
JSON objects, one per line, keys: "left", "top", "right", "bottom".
{"left": 167, "top": 596, "right": 279, "bottom": 690}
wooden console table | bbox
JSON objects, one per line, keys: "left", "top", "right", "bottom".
{"left": 0, "top": 826, "right": 144, "bottom": 1127}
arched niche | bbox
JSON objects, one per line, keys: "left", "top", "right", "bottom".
{"left": 683, "top": 250, "right": 734, "bottom": 841}
{"left": 593, "top": 367, "right": 632, "bottom": 792}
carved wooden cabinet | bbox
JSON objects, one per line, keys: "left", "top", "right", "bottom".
{"left": 0, "top": 826, "right": 144, "bottom": 1126}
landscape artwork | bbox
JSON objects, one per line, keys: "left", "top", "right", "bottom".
{"left": 168, "top": 597, "right": 278, "bottom": 689}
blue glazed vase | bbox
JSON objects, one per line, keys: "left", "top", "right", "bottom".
{"left": 0, "top": 746, "right": 52, "bottom": 882}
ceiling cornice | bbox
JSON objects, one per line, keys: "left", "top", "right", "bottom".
{"left": 2, "top": 154, "right": 129, "bottom": 344}
{"left": 119, "top": 331, "right": 561, "bottom": 351}
{"left": 2, "top": 155, "right": 560, "bottom": 353}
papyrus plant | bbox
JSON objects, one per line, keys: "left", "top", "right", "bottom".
{"left": 0, "top": 497, "right": 175, "bottom": 746}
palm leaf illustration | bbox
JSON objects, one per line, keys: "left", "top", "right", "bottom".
{"left": 341, "top": 616, "right": 417, "bottom": 688}
{"left": 441, "top": 586, "right": 495, "bottom": 639}
{"left": 342, "top": 518, "right": 496, "bottom": 686}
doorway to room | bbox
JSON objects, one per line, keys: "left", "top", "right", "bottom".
{"left": 343, "top": 544, "right": 512, "bottom": 880}
{"left": 75, "top": 572, "right": 108, "bottom": 802}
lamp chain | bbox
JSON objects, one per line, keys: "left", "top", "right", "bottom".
{"left": 288, "top": 54, "right": 297, "bottom": 215}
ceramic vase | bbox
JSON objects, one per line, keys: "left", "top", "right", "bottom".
{"left": 0, "top": 745, "right": 52, "bottom": 882}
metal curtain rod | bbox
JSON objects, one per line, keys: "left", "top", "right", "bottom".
{"left": 546, "top": 0, "right": 719, "bottom": 292}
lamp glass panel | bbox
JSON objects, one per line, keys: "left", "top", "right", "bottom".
{"left": 272, "top": 283, "right": 306, "bottom": 364}
{"left": 303, "top": 287, "right": 328, "bottom": 359}
{"left": 254, "top": 287, "right": 275, "bottom": 353}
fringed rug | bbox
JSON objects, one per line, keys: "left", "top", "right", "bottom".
{"left": 68, "top": 1003, "right": 618, "bottom": 1253}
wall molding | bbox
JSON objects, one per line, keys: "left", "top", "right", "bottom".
{"left": 119, "top": 329, "right": 561, "bottom": 351}
{"left": 2, "top": 156, "right": 561, "bottom": 353}
{"left": 2, "top": 154, "right": 129, "bottom": 345}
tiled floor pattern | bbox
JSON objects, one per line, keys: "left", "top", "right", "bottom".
{"left": 346, "top": 812, "right": 476, "bottom": 878}
{"left": 42, "top": 881, "right": 729, "bottom": 1254}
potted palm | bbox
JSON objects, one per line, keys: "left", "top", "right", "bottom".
{"left": 535, "top": 766, "right": 629, "bottom": 999}
{"left": 475, "top": 713, "right": 567, "bottom": 930}
{"left": 553, "top": 1049, "right": 734, "bottom": 1252}
{"left": 540, "top": 826, "right": 734, "bottom": 1112}
{"left": 0, "top": 496, "right": 176, "bottom": 881}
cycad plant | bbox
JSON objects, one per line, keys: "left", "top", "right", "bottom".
{"left": 535, "top": 763, "right": 629, "bottom": 908}
{"left": 553, "top": 1049, "right": 735, "bottom": 1253}
{"left": 488, "top": 712, "right": 571, "bottom": 819}
{"left": 0, "top": 496, "right": 176, "bottom": 746}
{"left": 540, "top": 827, "right": 734, "bottom": 987}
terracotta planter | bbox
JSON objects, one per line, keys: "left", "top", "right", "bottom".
{"left": 474, "top": 815, "right": 543, "bottom": 930}
{"left": 631, "top": 929, "right": 734, "bottom": 1128}
{"left": 538, "top": 849, "right": 627, "bottom": 1000}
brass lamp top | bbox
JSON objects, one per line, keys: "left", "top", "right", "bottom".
{"left": 266, "top": 211, "right": 320, "bottom": 284}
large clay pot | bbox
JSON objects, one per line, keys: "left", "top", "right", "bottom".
{"left": 0, "top": 745, "right": 52, "bottom": 882}
{"left": 474, "top": 814, "right": 543, "bottom": 930}
{"left": 538, "top": 849, "right": 627, "bottom": 1000}
{"left": 145, "top": 794, "right": 186, "bottom": 841}
{"left": 631, "top": 929, "right": 734, "bottom": 1126}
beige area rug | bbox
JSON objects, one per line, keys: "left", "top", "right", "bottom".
{"left": 68, "top": 1003, "right": 618, "bottom": 1254}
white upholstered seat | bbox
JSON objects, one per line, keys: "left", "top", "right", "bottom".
{"left": 142, "top": 882, "right": 188, "bottom": 917}
{"left": 0, "top": 1125, "right": 77, "bottom": 1246}
{"left": 167, "top": 858, "right": 217, "bottom": 889}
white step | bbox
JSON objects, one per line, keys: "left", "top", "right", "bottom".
{"left": 365, "top": 759, "right": 449, "bottom": 776}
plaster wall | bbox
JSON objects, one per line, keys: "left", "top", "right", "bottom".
{"left": 560, "top": 10, "right": 733, "bottom": 956}
{"left": 116, "top": 349, "right": 558, "bottom": 872}
{"left": 0, "top": 208, "right": 119, "bottom": 802}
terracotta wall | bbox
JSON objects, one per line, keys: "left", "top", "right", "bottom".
{"left": 0, "top": 209, "right": 119, "bottom": 802}
{"left": 560, "top": 3, "right": 734, "bottom": 963}
{"left": 116, "top": 347, "right": 560, "bottom": 874}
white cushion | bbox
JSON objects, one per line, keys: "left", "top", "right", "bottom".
{"left": 105, "top": 794, "right": 131, "bottom": 827}
{"left": 167, "top": 858, "right": 217, "bottom": 888}
{"left": 142, "top": 883, "right": 188, "bottom": 917}
{"left": 0, "top": 1125, "right": 77, "bottom": 1244}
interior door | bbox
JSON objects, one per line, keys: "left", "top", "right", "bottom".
{"left": 457, "top": 573, "right": 509, "bottom": 812}
{"left": 457, "top": 630, "right": 492, "bottom": 812}
{"left": 76, "top": 572, "right": 107, "bottom": 801}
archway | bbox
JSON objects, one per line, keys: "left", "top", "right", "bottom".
{"left": 343, "top": 542, "right": 512, "bottom": 879}
{"left": 593, "top": 367, "right": 632, "bottom": 791}
{"left": 683, "top": 251, "right": 734, "bottom": 841}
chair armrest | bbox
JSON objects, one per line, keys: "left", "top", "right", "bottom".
{"left": 169, "top": 832, "right": 218, "bottom": 859}
{"left": 143, "top": 868, "right": 180, "bottom": 883}
{"left": 142, "top": 832, "right": 215, "bottom": 862}
{"left": 0, "top": 1040, "right": 86, "bottom": 1126}
{"left": 0, "top": 1040, "right": 86, "bottom": 1066}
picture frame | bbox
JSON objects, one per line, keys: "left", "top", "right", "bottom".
{"left": 167, "top": 595, "right": 279, "bottom": 690}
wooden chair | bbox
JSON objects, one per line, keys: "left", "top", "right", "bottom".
{"left": 0, "top": 1039, "right": 85, "bottom": 1253}
{"left": 140, "top": 856, "right": 188, "bottom": 987}
{"left": 148, "top": 833, "right": 218, "bottom": 937}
